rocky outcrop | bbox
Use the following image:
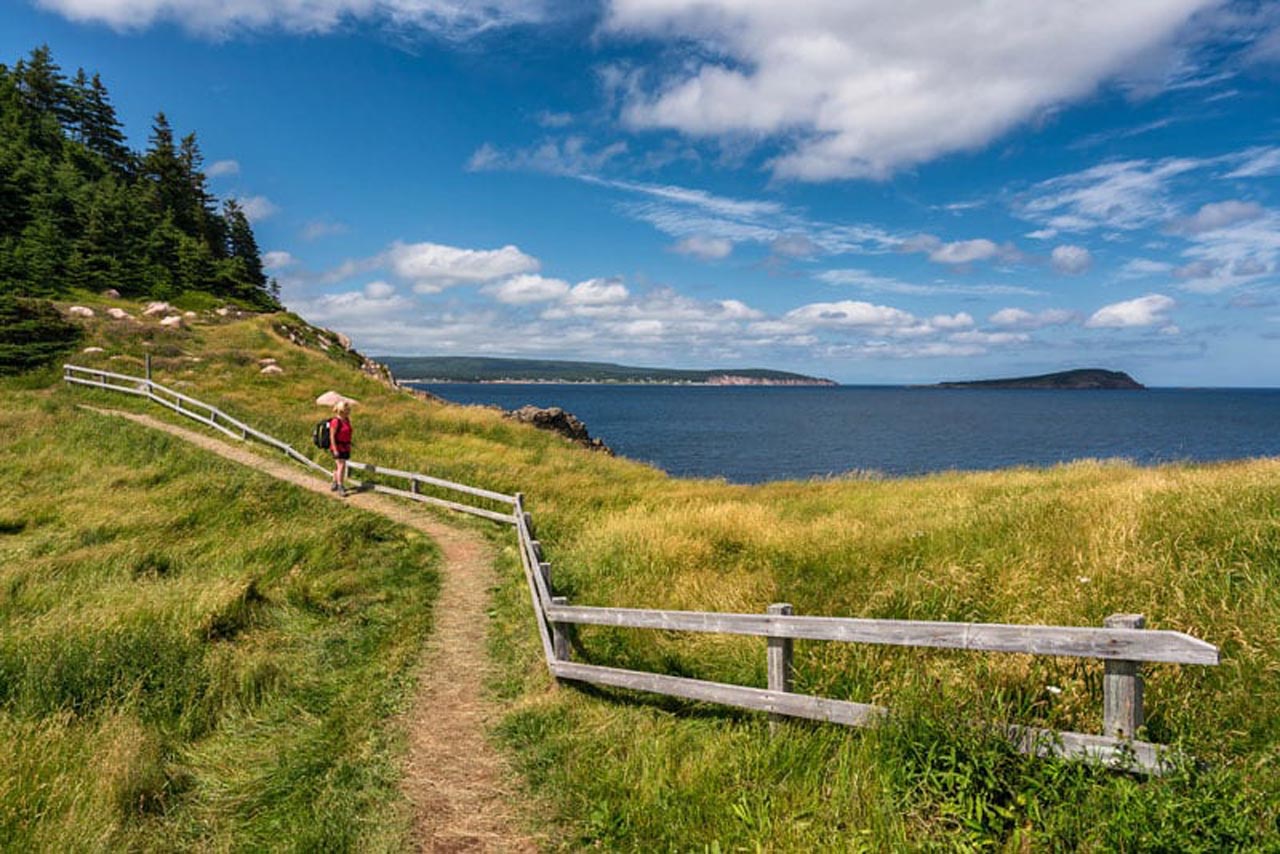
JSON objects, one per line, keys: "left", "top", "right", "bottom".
{"left": 505, "top": 405, "right": 613, "bottom": 454}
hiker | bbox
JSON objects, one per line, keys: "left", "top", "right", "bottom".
{"left": 329, "top": 400, "right": 353, "bottom": 496}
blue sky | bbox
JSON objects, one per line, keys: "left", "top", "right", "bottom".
{"left": 5, "top": 1, "right": 1280, "bottom": 385}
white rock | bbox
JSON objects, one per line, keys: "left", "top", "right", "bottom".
{"left": 183, "top": 311, "right": 197, "bottom": 318}
{"left": 106, "top": 307, "right": 131, "bottom": 320}
{"left": 82, "top": 346, "right": 105, "bottom": 354}
{"left": 335, "top": 332, "right": 352, "bottom": 350}
{"left": 215, "top": 307, "right": 231, "bottom": 317}
{"left": 101, "top": 288, "right": 121, "bottom": 298}
{"left": 260, "top": 364, "right": 284, "bottom": 375}
{"left": 315, "top": 390, "right": 358, "bottom": 407}
{"left": 159, "top": 315, "right": 183, "bottom": 328}
{"left": 143, "top": 301, "right": 171, "bottom": 316}
{"left": 258, "top": 357, "right": 278, "bottom": 366}
{"left": 67, "top": 305, "right": 95, "bottom": 317}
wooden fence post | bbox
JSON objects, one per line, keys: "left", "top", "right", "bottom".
{"left": 1103, "top": 613, "right": 1145, "bottom": 738}
{"left": 551, "top": 596, "right": 571, "bottom": 661}
{"left": 145, "top": 353, "right": 151, "bottom": 382}
{"left": 539, "top": 562, "right": 552, "bottom": 595}
{"left": 768, "top": 603, "right": 794, "bottom": 731}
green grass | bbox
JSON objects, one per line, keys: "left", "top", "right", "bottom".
{"left": 33, "top": 301, "right": 1280, "bottom": 849}
{"left": 0, "top": 380, "right": 440, "bottom": 851}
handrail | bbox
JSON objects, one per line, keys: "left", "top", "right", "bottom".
{"left": 540, "top": 603, "right": 1219, "bottom": 665}
{"left": 63, "top": 364, "right": 516, "bottom": 517}
{"left": 64, "top": 362, "right": 1221, "bottom": 774}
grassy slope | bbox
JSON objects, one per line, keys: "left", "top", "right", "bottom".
{"left": 0, "top": 340, "right": 441, "bottom": 846}
{"left": 23, "top": 296, "right": 1280, "bottom": 850}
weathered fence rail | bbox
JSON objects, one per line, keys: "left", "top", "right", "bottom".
{"left": 63, "top": 363, "right": 516, "bottom": 523}
{"left": 511, "top": 494, "right": 1219, "bottom": 774}
{"left": 65, "top": 363, "right": 1220, "bottom": 774}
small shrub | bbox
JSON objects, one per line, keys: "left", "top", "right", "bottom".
{"left": 0, "top": 297, "right": 81, "bottom": 375}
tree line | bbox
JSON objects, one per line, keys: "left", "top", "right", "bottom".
{"left": 0, "top": 45, "right": 279, "bottom": 309}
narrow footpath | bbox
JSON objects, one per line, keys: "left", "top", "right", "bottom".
{"left": 85, "top": 407, "right": 538, "bottom": 853}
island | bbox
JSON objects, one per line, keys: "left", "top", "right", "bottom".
{"left": 377, "top": 356, "right": 837, "bottom": 386}
{"left": 934, "top": 368, "right": 1144, "bottom": 390}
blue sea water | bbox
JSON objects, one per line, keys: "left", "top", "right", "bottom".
{"left": 410, "top": 383, "right": 1280, "bottom": 484}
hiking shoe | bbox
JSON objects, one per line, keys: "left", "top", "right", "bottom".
{"left": 337, "top": 485, "right": 347, "bottom": 498}
{"left": 330, "top": 481, "right": 338, "bottom": 492}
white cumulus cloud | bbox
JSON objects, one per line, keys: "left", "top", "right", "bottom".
{"left": 483, "top": 273, "right": 571, "bottom": 304}
{"left": 1051, "top": 244, "right": 1093, "bottom": 274}
{"left": 1086, "top": 293, "right": 1176, "bottom": 328}
{"left": 988, "top": 307, "right": 1077, "bottom": 329}
{"left": 363, "top": 280, "right": 395, "bottom": 299}
{"left": 387, "top": 240, "right": 540, "bottom": 293}
{"left": 605, "top": 0, "right": 1213, "bottom": 180}
{"left": 566, "top": 278, "right": 630, "bottom": 305}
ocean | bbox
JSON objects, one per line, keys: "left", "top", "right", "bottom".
{"left": 408, "top": 383, "right": 1280, "bottom": 484}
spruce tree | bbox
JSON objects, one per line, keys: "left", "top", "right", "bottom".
{"left": 83, "top": 73, "right": 131, "bottom": 173}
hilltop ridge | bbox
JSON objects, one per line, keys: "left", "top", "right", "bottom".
{"left": 934, "top": 368, "right": 1144, "bottom": 390}
{"left": 379, "top": 355, "right": 836, "bottom": 385}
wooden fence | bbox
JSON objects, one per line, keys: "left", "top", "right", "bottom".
{"left": 63, "top": 363, "right": 517, "bottom": 524}
{"left": 65, "top": 363, "right": 1219, "bottom": 774}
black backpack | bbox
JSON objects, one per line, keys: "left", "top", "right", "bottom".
{"left": 312, "top": 418, "right": 332, "bottom": 450}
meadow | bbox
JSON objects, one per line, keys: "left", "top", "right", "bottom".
{"left": 7, "top": 295, "right": 1280, "bottom": 849}
{"left": 0, "top": 368, "right": 441, "bottom": 849}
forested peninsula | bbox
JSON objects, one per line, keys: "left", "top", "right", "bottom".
{"left": 934, "top": 368, "right": 1144, "bottom": 390}
{"left": 381, "top": 355, "right": 836, "bottom": 385}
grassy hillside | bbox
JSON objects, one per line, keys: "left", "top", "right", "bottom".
{"left": 14, "top": 295, "right": 1280, "bottom": 849}
{"left": 0, "top": 348, "right": 441, "bottom": 846}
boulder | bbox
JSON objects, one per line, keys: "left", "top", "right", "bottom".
{"left": 258, "top": 357, "right": 278, "bottom": 366}
{"left": 67, "top": 305, "right": 95, "bottom": 317}
{"left": 101, "top": 288, "right": 121, "bottom": 298}
{"left": 216, "top": 307, "right": 232, "bottom": 317}
{"left": 82, "top": 346, "right": 105, "bottom": 354}
{"left": 315, "top": 390, "right": 358, "bottom": 407}
{"left": 335, "top": 332, "right": 352, "bottom": 350}
{"left": 183, "top": 311, "right": 197, "bottom": 319}
{"left": 159, "top": 315, "right": 183, "bottom": 328}
{"left": 143, "top": 301, "right": 171, "bottom": 316}
{"left": 106, "top": 307, "right": 132, "bottom": 320}
{"left": 260, "top": 364, "right": 284, "bottom": 375}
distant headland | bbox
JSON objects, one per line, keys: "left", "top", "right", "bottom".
{"left": 934, "top": 368, "right": 1144, "bottom": 390}
{"left": 379, "top": 356, "right": 837, "bottom": 386}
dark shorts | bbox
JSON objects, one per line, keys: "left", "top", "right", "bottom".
{"left": 333, "top": 450, "right": 350, "bottom": 460}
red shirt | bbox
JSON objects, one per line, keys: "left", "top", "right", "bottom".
{"left": 330, "top": 417, "right": 352, "bottom": 453}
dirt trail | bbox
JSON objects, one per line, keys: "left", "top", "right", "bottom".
{"left": 84, "top": 407, "right": 537, "bottom": 853}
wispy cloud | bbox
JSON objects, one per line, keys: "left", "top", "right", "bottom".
{"left": 36, "top": 0, "right": 549, "bottom": 39}
{"left": 817, "top": 269, "right": 1042, "bottom": 297}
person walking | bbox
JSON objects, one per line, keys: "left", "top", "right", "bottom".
{"left": 329, "top": 400, "right": 353, "bottom": 497}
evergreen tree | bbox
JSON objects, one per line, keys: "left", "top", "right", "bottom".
{"left": 16, "top": 45, "right": 73, "bottom": 129}
{"left": 0, "top": 45, "right": 279, "bottom": 309}
{"left": 83, "top": 73, "right": 131, "bottom": 173}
